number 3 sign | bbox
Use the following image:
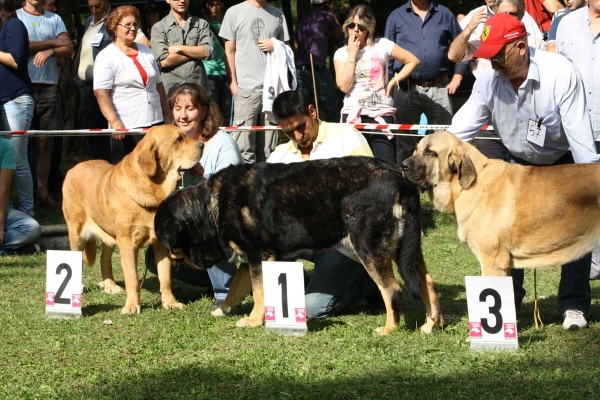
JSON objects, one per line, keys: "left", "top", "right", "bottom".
{"left": 262, "top": 261, "right": 308, "bottom": 336}
{"left": 45, "top": 250, "right": 83, "bottom": 318}
{"left": 465, "top": 276, "right": 518, "bottom": 350}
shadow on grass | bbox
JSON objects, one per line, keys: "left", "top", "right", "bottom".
{"left": 82, "top": 303, "right": 122, "bottom": 316}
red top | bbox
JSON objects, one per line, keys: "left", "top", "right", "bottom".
{"left": 127, "top": 54, "right": 148, "bottom": 86}
{"left": 524, "top": 0, "right": 553, "bottom": 32}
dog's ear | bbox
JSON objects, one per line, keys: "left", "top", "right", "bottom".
{"left": 138, "top": 141, "right": 158, "bottom": 178}
{"left": 448, "top": 145, "right": 476, "bottom": 189}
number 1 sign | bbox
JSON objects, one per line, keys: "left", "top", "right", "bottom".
{"left": 465, "top": 276, "right": 518, "bottom": 350}
{"left": 262, "top": 261, "right": 308, "bottom": 336}
{"left": 45, "top": 250, "right": 83, "bottom": 318}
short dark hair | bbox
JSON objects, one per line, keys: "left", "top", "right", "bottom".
{"left": 272, "top": 91, "right": 311, "bottom": 123}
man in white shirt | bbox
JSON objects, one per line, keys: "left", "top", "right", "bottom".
{"left": 448, "top": 0, "right": 547, "bottom": 161}
{"left": 556, "top": 0, "right": 600, "bottom": 280}
{"left": 267, "top": 90, "right": 381, "bottom": 319}
{"left": 18, "top": 0, "right": 74, "bottom": 209}
{"left": 449, "top": 13, "right": 598, "bottom": 330}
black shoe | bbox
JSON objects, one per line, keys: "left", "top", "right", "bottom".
{"left": 6, "top": 243, "right": 41, "bottom": 255}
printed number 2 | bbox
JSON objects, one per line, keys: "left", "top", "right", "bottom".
{"left": 479, "top": 288, "right": 502, "bottom": 334}
{"left": 278, "top": 273, "right": 288, "bottom": 318}
{"left": 54, "top": 263, "right": 72, "bottom": 305}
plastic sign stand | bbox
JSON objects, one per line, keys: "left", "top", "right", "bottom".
{"left": 465, "top": 276, "right": 518, "bottom": 351}
{"left": 45, "top": 250, "right": 83, "bottom": 318}
{"left": 262, "top": 261, "right": 308, "bottom": 336}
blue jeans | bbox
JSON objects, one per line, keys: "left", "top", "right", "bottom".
{"left": 305, "top": 250, "right": 375, "bottom": 319}
{"left": 296, "top": 67, "right": 340, "bottom": 123}
{"left": 144, "top": 247, "right": 237, "bottom": 300}
{"left": 0, "top": 207, "right": 41, "bottom": 255}
{"left": 1, "top": 94, "right": 34, "bottom": 216}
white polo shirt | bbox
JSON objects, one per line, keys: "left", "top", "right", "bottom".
{"left": 93, "top": 43, "right": 163, "bottom": 128}
{"left": 449, "top": 47, "right": 599, "bottom": 164}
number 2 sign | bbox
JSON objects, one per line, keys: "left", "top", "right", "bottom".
{"left": 262, "top": 261, "right": 308, "bottom": 336}
{"left": 45, "top": 250, "right": 83, "bottom": 318}
{"left": 465, "top": 276, "right": 518, "bottom": 350}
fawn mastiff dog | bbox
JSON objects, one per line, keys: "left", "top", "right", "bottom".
{"left": 62, "top": 125, "right": 201, "bottom": 314}
{"left": 154, "top": 156, "right": 444, "bottom": 335}
{"left": 402, "top": 131, "right": 600, "bottom": 277}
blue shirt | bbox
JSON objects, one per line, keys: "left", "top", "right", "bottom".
{"left": 0, "top": 18, "right": 31, "bottom": 104}
{"left": 384, "top": 2, "right": 468, "bottom": 80}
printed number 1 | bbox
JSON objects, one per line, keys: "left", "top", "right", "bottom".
{"left": 278, "top": 273, "right": 288, "bottom": 318}
{"left": 54, "top": 263, "right": 72, "bottom": 305}
{"left": 479, "top": 288, "right": 502, "bottom": 334}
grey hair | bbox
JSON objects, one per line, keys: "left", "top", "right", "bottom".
{"left": 492, "top": 0, "right": 525, "bottom": 19}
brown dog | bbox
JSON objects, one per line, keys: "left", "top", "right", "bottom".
{"left": 402, "top": 131, "right": 600, "bottom": 277}
{"left": 62, "top": 125, "right": 201, "bottom": 314}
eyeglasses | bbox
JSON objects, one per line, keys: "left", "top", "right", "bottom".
{"left": 490, "top": 43, "right": 517, "bottom": 66}
{"left": 118, "top": 22, "right": 140, "bottom": 30}
{"left": 348, "top": 22, "right": 367, "bottom": 32}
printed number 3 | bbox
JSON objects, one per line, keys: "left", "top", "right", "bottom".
{"left": 278, "top": 273, "right": 288, "bottom": 318}
{"left": 479, "top": 288, "right": 502, "bottom": 334}
{"left": 54, "top": 263, "right": 72, "bottom": 305}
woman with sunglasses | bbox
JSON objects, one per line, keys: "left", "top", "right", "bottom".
{"left": 94, "top": 5, "right": 168, "bottom": 158}
{"left": 334, "top": 4, "right": 419, "bottom": 161}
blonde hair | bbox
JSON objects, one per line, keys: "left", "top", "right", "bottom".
{"left": 342, "top": 4, "right": 376, "bottom": 47}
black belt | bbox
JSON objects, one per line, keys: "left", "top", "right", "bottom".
{"left": 297, "top": 64, "right": 327, "bottom": 71}
{"left": 399, "top": 74, "right": 447, "bottom": 90}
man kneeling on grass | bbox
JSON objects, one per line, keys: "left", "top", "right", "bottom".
{"left": 267, "top": 90, "right": 384, "bottom": 318}
{"left": 0, "top": 137, "right": 41, "bottom": 255}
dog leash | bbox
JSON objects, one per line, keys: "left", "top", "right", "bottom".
{"left": 533, "top": 270, "right": 544, "bottom": 329}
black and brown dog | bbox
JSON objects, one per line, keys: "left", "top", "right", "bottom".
{"left": 154, "top": 156, "right": 443, "bottom": 335}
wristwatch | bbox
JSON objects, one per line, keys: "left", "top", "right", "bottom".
{"left": 50, "top": 48, "right": 55, "bottom": 55}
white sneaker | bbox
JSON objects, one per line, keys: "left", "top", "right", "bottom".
{"left": 563, "top": 309, "right": 588, "bottom": 331}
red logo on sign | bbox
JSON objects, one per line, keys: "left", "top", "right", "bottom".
{"left": 45, "top": 292, "right": 55, "bottom": 306}
{"left": 469, "top": 322, "right": 482, "bottom": 339}
{"left": 504, "top": 323, "right": 517, "bottom": 340}
{"left": 295, "top": 308, "right": 306, "bottom": 323}
{"left": 265, "top": 306, "right": 275, "bottom": 322}
{"left": 72, "top": 294, "right": 82, "bottom": 308}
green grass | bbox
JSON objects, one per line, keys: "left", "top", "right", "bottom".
{"left": 1, "top": 210, "right": 600, "bottom": 399}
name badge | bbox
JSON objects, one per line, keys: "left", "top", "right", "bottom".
{"left": 526, "top": 118, "right": 547, "bottom": 147}
{"left": 91, "top": 33, "right": 103, "bottom": 47}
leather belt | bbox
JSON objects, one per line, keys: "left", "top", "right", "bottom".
{"left": 411, "top": 74, "right": 447, "bottom": 87}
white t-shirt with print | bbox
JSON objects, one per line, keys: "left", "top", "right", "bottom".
{"left": 334, "top": 38, "right": 395, "bottom": 108}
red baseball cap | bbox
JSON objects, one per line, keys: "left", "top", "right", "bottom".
{"left": 473, "top": 13, "right": 527, "bottom": 59}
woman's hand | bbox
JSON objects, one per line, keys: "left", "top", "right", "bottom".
{"left": 347, "top": 34, "right": 360, "bottom": 60}
{"left": 110, "top": 120, "right": 126, "bottom": 140}
{"left": 386, "top": 78, "right": 398, "bottom": 98}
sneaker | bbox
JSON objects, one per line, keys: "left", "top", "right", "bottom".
{"left": 563, "top": 309, "right": 588, "bottom": 331}
{"left": 211, "top": 298, "right": 225, "bottom": 310}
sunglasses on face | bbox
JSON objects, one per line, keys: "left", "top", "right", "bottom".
{"left": 348, "top": 22, "right": 367, "bottom": 32}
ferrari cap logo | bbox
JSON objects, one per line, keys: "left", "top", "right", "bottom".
{"left": 481, "top": 25, "right": 491, "bottom": 42}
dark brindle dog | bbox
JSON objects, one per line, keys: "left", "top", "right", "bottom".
{"left": 154, "top": 156, "right": 443, "bottom": 335}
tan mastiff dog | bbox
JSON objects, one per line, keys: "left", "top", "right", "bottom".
{"left": 62, "top": 125, "right": 201, "bottom": 314}
{"left": 402, "top": 131, "right": 600, "bottom": 277}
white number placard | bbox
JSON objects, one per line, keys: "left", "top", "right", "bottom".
{"left": 262, "top": 261, "right": 307, "bottom": 336}
{"left": 45, "top": 250, "right": 83, "bottom": 318}
{"left": 465, "top": 276, "right": 518, "bottom": 350}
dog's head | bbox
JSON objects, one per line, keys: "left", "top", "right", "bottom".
{"left": 136, "top": 125, "right": 202, "bottom": 182}
{"left": 154, "top": 181, "right": 226, "bottom": 269}
{"left": 402, "top": 131, "right": 477, "bottom": 213}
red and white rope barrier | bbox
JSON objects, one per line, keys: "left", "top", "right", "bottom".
{"left": 0, "top": 124, "right": 495, "bottom": 137}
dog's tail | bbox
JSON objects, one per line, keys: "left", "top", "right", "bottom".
{"left": 396, "top": 185, "right": 423, "bottom": 302}
{"left": 82, "top": 240, "right": 96, "bottom": 266}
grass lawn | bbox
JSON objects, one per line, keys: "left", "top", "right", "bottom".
{"left": 1, "top": 210, "right": 600, "bottom": 399}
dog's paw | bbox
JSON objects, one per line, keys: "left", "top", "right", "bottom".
{"left": 163, "top": 301, "right": 183, "bottom": 310}
{"left": 235, "top": 317, "right": 263, "bottom": 328}
{"left": 375, "top": 326, "right": 394, "bottom": 336}
{"left": 121, "top": 304, "right": 141, "bottom": 315}
{"left": 211, "top": 308, "right": 225, "bottom": 317}
{"left": 98, "top": 280, "right": 123, "bottom": 294}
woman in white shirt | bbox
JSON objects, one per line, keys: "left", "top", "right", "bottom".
{"left": 94, "top": 5, "right": 168, "bottom": 156}
{"left": 334, "top": 4, "right": 419, "bottom": 161}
